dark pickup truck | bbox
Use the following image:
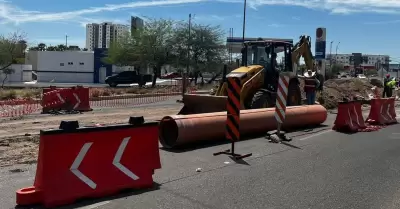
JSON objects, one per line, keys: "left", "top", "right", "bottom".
{"left": 105, "top": 71, "right": 152, "bottom": 87}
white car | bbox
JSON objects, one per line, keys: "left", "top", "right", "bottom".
{"left": 357, "top": 74, "right": 367, "bottom": 79}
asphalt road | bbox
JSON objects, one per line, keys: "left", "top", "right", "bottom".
{"left": 3, "top": 110, "right": 400, "bottom": 209}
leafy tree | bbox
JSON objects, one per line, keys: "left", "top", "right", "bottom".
{"left": 38, "top": 43, "right": 46, "bottom": 51}
{"left": 0, "top": 31, "right": 27, "bottom": 73}
{"left": 106, "top": 18, "right": 175, "bottom": 87}
{"left": 47, "top": 46, "right": 57, "bottom": 51}
{"left": 1, "top": 68, "right": 15, "bottom": 88}
{"left": 331, "top": 63, "right": 344, "bottom": 74}
{"left": 68, "top": 45, "right": 80, "bottom": 51}
{"left": 170, "top": 22, "right": 226, "bottom": 84}
{"left": 56, "top": 44, "right": 67, "bottom": 51}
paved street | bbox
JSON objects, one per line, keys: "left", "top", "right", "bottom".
{"left": 2, "top": 111, "right": 400, "bottom": 208}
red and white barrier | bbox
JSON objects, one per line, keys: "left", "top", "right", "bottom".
{"left": 274, "top": 75, "right": 289, "bottom": 124}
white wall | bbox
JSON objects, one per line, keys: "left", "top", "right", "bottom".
{"left": 28, "top": 51, "right": 94, "bottom": 83}
{"left": 36, "top": 51, "right": 94, "bottom": 72}
{"left": 36, "top": 72, "right": 93, "bottom": 83}
{"left": 0, "top": 64, "right": 32, "bottom": 83}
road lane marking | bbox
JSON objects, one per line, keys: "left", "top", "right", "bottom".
{"left": 299, "top": 130, "right": 333, "bottom": 141}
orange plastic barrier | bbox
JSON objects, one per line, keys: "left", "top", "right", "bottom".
{"left": 366, "top": 98, "right": 397, "bottom": 125}
{"left": 41, "top": 87, "right": 69, "bottom": 113}
{"left": 70, "top": 86, "right": 92, "bottom": 112}
{"left": 16, "top": 118, "right": 161, "bottom": 208}
{"left": 42, "top": 86, "right": 92, "bottom": 113}
{"left": 333, "top": 101, "right": 382, "bottom": 133}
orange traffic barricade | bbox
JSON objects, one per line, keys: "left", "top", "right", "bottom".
{"left": 366, "top": 98, "right": 397, "bottom": 125}
{"left": 16, "top": 117, "right": 161, "bottom": 208}
{"left": 333, "top": 101, "right": 382, "bottom": 133}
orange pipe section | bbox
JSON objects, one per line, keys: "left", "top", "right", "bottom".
{"left": 159, "top": 105, "right": 327, "bottom": 148}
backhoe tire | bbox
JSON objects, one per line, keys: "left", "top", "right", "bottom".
{"left": 250, "top": 90, "right": 274, "bottom": 109}
{"left": 286, "top": 81, "right": 302, "bottom": 106}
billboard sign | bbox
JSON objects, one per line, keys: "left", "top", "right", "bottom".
{"left": 315, "top": 28, "right": 326, "bottom": 60}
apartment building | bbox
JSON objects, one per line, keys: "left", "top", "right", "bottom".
{"left": 85, "top": 22, "right": 129, "bottom": 51}
{"left": 326, "top": 53, "right": 390, "bottom": 70}
{"left": 131, "top": 16, "right": 144, "bottom": 35}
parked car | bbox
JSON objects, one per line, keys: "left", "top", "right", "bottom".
{"left": 357, "top": 74, "right": 367, "bottom": 79}
{"left": 105, "top": 71, "right": 152, "bottom": 87}
{"left": 160, "top": 72, "right": 180, "bottom": 79}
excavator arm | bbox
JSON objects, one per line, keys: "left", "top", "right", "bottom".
{"left": 291, "top": 35, "right": 315, "bottom": 74}
{"left": 291, "top": 35, "right": 325, "bottom": 91}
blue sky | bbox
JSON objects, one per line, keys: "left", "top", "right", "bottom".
{"left": 1, "top": 0, "right": 400, "bottom": 62}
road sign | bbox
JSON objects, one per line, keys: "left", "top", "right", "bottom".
{"left": 315, "top": 27, "right": 326, "bottom": 60}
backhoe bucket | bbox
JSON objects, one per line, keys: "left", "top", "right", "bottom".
{"left": 178, "top": 94, "right": 228, "bottom": 115}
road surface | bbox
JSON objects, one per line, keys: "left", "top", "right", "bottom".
{"left": 2, "top": 111, "right": 400, "bottom": 208}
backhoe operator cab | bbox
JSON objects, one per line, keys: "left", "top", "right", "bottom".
{"left": 241, "top": 40, "right": 301, "bottom": 108}
{"left": 177, "top": 39, "right": 303, "bottom": 115}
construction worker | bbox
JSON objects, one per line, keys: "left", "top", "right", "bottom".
{"left": 386, "top": 77, "right": 397, "bottom": 97}
{"left": 299, "top": 69, "right": 320, "bottom": 105}
{"left": 383, "top": 74, "right": 391, "bottom": 98}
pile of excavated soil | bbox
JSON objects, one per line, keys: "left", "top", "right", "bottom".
{"left": 316, "top": 79, "right": 377, "bottom": 109}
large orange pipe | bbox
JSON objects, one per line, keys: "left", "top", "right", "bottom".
{"left": 159, "top": 105, "right": 327, "bottom": 148}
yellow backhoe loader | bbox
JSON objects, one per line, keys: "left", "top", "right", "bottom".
{"left": 178, "top": 35, "right": 321, "bottom": 115}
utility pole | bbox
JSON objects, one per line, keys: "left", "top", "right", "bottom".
{"left": 182, "top": 13, "right": 192, "bottom": 97}
{"left": 241, "top": 0, "right": 247, "bottom": 66}
{"left": 335, "top": 42, "right": 340, "bottom": 64}
{"left": 65, "top": 35, "right": 68, "bottom": 48}
{"left": 242, "top": 0, "right": 247, "bottom": 43}
{"left": 329, "top": 41, "right": 333, "bottom": 67}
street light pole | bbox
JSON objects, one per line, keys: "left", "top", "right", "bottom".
{"left": 65, "top": 35, "right": 68, "bottom": 48}
{"left": 335, "top": 42, "right": 340, "bottom": 63}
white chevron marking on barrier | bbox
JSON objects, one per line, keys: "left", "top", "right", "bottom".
{"left": 70, "top": 137, "right": 139, "bottom": 189}
{"left": 73, "top": 93, "right": 81, "bottom": 110}
{"left": 113, "top": 137, "right": 140, "bottom": 180}
{"left": 70, "top": 142, "right": 96, "bottom": 189}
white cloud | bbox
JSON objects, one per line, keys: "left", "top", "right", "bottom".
{"left": 194, "top": 14, "right": 241, "bottom": 22}
{"left": 1, "top": 0, "right": 400, "bottom": 27}
{"left": 238, "top": 0, "right": 400, "bottom": 14}
{"left": 0, "top": 0, "right": 204, "bottom": 24}
{"left": 364, "top": 19, "right": 400, "bottom": 25}
{"left": 267, "top": 23, "right": 285, "bottom": 27}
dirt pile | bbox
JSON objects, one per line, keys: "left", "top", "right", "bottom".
{"left": 317, "top": 79, "right": 377, "bottom": 109}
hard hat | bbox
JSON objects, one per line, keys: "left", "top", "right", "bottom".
{"left": 386, "top": 74, "right": 390, "bottom": 78}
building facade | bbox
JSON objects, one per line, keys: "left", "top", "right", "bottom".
{"left": 326, "top": 53, "right": 390, "bottom": 70}
{"left": 131, "top": 16, "right": 144, "bottom": 36}
{"left": 86, "top": 22, "right": 129, "bottom": 51}
{"left": 25, "top": 51, "right": 95, "bottom": 83}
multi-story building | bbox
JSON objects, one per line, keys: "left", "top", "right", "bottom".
{"left": 131, "top": 16, "right": 144, "bottom": 35}
{"left": 85, "top": 22, "right": 129, "bottom": 51}
{"left": 86, "top": 23, "right": 99, "bottom": 51}
{"left": 326, "top": 53, "right": 390, "bottom": 70}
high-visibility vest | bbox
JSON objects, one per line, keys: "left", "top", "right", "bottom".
{"left": 387, "top": 80, "right": 396, "bottom": 88}
{"left": 304, "top": 77, "right": 316, "bottom": 92}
